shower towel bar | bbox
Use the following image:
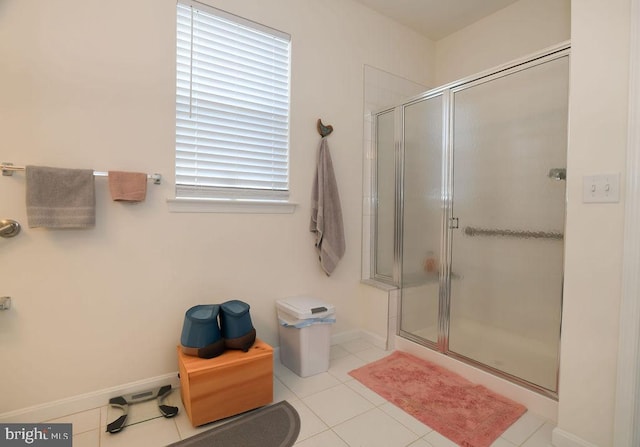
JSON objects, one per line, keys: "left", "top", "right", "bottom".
{"left": 464, "top": 226, "right": 563, "bottom": 240}
{"left": 1, "top": 163, "right": 162, "bottom": 184}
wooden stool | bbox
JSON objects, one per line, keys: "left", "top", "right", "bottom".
{"left": 177, "top": 339, "right": 273, "bottom": 426}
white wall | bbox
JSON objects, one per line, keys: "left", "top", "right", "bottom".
{"left": 434, "top": 0, "right": 571, "bottom": 85}
{"left": 0, "top": 0, "right": 433, "bottom": 414}
{"left": 555, "top": 0, "right": 630, "bottom": 445}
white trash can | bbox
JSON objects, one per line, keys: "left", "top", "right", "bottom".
{"left": 276, "top": 296, "right": 336, "bottom": 377}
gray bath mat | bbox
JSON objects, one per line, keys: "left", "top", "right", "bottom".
{"left": 168, "top": 401, "right": 300, "bottom": 447}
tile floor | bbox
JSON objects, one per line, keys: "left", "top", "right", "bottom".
{"left": 46, "top": 338, "right": 555, "bottom": 447}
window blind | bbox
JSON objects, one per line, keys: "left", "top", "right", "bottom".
{"left": 176, "top": 2, "right": 291, "bottom": 200}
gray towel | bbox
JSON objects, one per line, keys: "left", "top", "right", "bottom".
{"left": 26, "top": 166, "right": 96, "bottom": 228}
{"left": 310, "top": 138, "right": 345, "bottom": 275}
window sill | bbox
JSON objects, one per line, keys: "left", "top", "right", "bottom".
{"left": 167, "top": 198, "right": 297, "bottom": 214}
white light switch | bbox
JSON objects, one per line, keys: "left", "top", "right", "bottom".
{"left": 583, "top": 173, "right": 620, "bottom": 203}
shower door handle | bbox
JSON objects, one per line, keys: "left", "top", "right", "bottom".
{"left": 449, "top": 217, "right": 459, "bottom": 229}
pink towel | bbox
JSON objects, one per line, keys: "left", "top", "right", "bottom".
{"left": 108, "top": 171, "right": 147, "bottom": 202}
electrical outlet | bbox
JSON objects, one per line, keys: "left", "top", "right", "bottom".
{"left": 583, "top": 174, "right": 620, "bottom": 203}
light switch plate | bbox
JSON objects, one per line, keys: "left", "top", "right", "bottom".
{"left": 583, "top": 173, "right": 620, "bottom": 203}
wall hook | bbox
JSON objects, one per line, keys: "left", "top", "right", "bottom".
{"left": 317, "top": 119, "right": 333, "bottom": 138}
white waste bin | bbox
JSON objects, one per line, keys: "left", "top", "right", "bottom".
{"left": 276, "top": 296, "right": 336, "bottom": 377}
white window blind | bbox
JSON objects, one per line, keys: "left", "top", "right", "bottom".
{"left": 175, "top": 1, "right": 291, "bottom": 201}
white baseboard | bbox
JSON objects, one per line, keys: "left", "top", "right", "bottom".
{"left": 552, "top": 428, "right": 599, "bottom": 447}
{"left": 358, "top": 329, "right": 388, "bottom": 350}
{"left": 330, "top": 329, "right": 362, "bottom": 346}
{"left": 2, "top": 329, "right": 377, "bottom": 424}
{"left": 0, "top": 373, "right": 180, "bottom": 424}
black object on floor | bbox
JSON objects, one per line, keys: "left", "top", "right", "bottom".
{"left": 167, "top": 401, "right": 300, "bottom": 447}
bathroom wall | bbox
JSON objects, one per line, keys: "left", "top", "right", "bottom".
{"left": 434, "top": 0, "right": 571, "bottom": 85}
{"left": 432, "top": 0, "right": 631, "bottom": 445}
{"left": 556, "top": 0, "right": 630, "bottom": 445}
{"left": 0, "top": 0, "right": 434, "bottom": 414}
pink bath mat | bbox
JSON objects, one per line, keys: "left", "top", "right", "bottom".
{"left": 349, "top": 351, "right": 526, "bottom": 447}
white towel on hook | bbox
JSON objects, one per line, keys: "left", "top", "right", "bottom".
{"left": 310, "top": 137, "right": 345, "bottom": 275}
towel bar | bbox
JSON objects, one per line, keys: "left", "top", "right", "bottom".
{"left": 463, "top": 226, "right": 563, "bottom": 240}
{"left": 1, "top": 163, "right": 162, "bottom": 185}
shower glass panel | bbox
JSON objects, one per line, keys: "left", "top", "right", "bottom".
{"left": 448, "top": 56, "right": 568, "bottom": 392}
{"left": 374, "top": 110, "right": 396, "bottom": 281}
{"left": 400, "top": 95, "right": 443, "bottom": 345}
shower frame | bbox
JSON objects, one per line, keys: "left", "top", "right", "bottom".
{"left": 371, "top": 42, "right": 570, "bottom": 399}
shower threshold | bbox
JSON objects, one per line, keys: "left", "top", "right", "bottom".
{"left": 405, "top": 318, "right": 558, "bottom": 397}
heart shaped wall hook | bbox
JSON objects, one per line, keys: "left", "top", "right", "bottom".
{"left": 317, "top": 119, "right": 333, "bottom": 138}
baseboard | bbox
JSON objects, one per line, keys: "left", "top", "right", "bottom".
{"left": 552, "top": 428, "right": 599, "bottom": 447}
{"left": 2, "top": 330, "right": 372, "bottom": 424}
{"left": 0, "top": 373, "right": 180, "bottom": 424}
{"left": 330, "top": 329, "right": 362, "bottom": 346}
{"left": 357, "top": 329, "right": 388, "bottom": 350}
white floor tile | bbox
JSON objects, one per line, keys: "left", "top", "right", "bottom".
{"left": 294, "top": 429, "right": 349, "bottom": 446}
{"left": 501, "top": 411, "right": 546, "bottom": 446}
{"left": 353, "top": 347, "right": 390, "bottom": 363}
{"left": 333, "top": 408, "right": 418, "bottom": 447}
{"left": 46, "top": 407, "right": 101, "bottom": 435}
{"left": 407, "top": 438, "right": 435, "bottom": 447}
{"left": 288, "top": 399, "right": 330, "bottom": 442}
{"left": 379, "top": 402, "right": 432, "bottom": 437}
{"left": 327, "top": 354, "right": 366, "bottom": 382}
{"left": 276, "top": 370, "right": 341, "bottom": 399}
{"left": 274, "top": 376, "right": 297, "bottom": 402}
{"left": 330, "top": 344, "right": 352, "bottom": 360}
{"left": 171, "top": 397, "right": 218, "bottom": 440}
{"left": 491, "top": 437, "right": 518, "bottom": 447}
{"left": 72, "top": 429, "right": 100, "bottom": 447}
{"left": 521, "top": 421, "right": 554, "bottom": 447}
{"left": 302, "top": 384, "right": 374, "bottom": 427}
{"left": 344, "top": 379, "right": 387, "bottom": 406}
{"left": 423, "top": 430, "right": 459, "bottom": 447}
{"left": 340, "top": 339, "right": 377, "bottom": 354}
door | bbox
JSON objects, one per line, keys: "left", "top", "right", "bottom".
{"left": 399, "top": 94, "right": 444, "bottom": 345}
{"left": 447, "top": 55, "right": 569, "bottom": 393}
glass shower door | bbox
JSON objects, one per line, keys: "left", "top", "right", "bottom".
{"left": 374, "top": 110, "right": 396, "bottom": 281}
{"left": 448, "top": 56, "right": 569, "bottom": 392}
{"left": 399, "top": 94, "right": 443, "bottom": 345}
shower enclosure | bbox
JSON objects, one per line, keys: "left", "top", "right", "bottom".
{"left": 372, "top": 45, "right": 569, "bottom": 397}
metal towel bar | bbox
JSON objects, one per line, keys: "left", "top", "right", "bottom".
{"left": 1, "top": 162, "right": 162, "bottom": 184}
{"left": 464, "top": 226, "right": 563, "bottom": 240}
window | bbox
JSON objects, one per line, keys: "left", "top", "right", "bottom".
{"left": 175, "top": 1, "right": 291, "bottom": 202}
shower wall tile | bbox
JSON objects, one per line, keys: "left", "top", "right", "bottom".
{"left": 361, "top": 65, "right": 425, "bottom": 294}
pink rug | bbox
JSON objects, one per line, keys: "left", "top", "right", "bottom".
{"left": 349, "top": 351, "right": 526, "bottom": 447}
